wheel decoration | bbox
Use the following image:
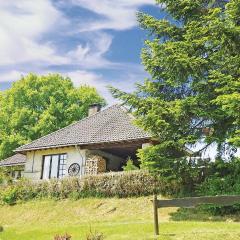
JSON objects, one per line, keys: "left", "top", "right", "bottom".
{"left": 68, "top": 163, "right": 80, "bottom": 176}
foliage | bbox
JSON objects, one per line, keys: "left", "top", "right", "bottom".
{"left": 139, "top": 144, "right": 211, "bottom": 195}
{"left": 122, "top": 158, "right": 139, "bottom": 171}
{"left": 195, "top": 158, "right": 240, "bottom": 215}
{"left": 0, "top": 171, "right": 163, "bottom": 204}
{"left": 1, "top": 187, "right": 17, "bottom": 205}
{"left": 197, "top": 158, "right": 240, "bottom": 196}
{"left": 0, "top": 167, "right": 13, "bottom": 185}
{"left": 170, "top": 204, "right": 240, "bottom": 222}
{"left": 0, "top": 73, "right": 105, "bottom": 159}
{"left": 109, "top": 0, "right": 240, "bottom": 174}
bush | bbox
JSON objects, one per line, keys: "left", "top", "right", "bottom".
{"left": 170, "top": 204, "right": 240, "bottom": 222}
{"left": 197, "top": 159, "right": 240, "bottom": 196}
{"left": 1, "top": 187, "right": 17, "bottom": 205}
{"left": 0, "top": 171, "right": 163, "bottom": 204}
{"left": 193, "top": 158, "right": 240, "bottom": 216}
{"left": 0, "top": 167, "right": 13, "bottom": 185}
{"left": 123, "top": 158, "right": 139, "bottom": 171}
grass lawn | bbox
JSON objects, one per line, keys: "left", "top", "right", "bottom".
{"left": 1, "top": 197, "right": 240, "bottom": 240}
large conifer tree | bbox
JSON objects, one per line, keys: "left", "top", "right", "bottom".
{"left": 110, "top": 0, "right": 240, "bottom": 171}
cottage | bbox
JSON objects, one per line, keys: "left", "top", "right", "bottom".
{"left": 2, "top": 105, "right": 152, "bottom": 180}
{"left": 0, "top": 154, "right": 26, "bottom": 179}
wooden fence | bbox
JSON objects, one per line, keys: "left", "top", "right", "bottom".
{"left": 152, "top": 194, "right": 240, "bottom": 235}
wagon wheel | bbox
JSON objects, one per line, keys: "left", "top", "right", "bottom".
{"left": 68, "top": 163, "right": 80, "bottom": 176}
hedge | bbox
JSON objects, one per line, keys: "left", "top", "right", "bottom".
{"left": 0, "top": 171, "right": 169, "bottom": 205}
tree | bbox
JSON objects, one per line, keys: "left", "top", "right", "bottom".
{"left": 123, "top": 157, "right": 139, "bottom": 171}
{"left": 0, "top": 73, "right": 105, "bottom": 159}
{"left": 110, "top": 0, "right": 240, "bottom": 171}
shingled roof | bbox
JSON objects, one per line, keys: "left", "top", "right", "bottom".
{"left": 0, "top": 154, "right": 26, "bottom": 167}
{"left": 16, "top": 105, "right": 151, "bottom": 152}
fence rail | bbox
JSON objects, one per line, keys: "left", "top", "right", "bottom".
{"left": 152, "top": 194, "right": 240, "bottom": 236}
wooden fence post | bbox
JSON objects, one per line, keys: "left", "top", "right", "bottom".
{"left": 153, "top": 194, "right": 159, "bottom": 236}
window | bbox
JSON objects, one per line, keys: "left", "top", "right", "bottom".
{"left": 59, "top": 154, "right": 67, "bottom": 178}
{"left": 41, "top": 154, "right": 67, "bottom": 180}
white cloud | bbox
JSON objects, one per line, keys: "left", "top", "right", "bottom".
{"left": 0, "top": 70, "right": 25, "bottom": 83}
{"left": 66, "top": 70, "right": 103, "bottom": 87}
{"left": 0, "top": 0, "right": 154, "bottom": 103}
{"left": 66, "top": 68, "right": 148, "bottom": 104}
{"left": 67, "top": 32, "right": 117, "bottom": 69}
{"left": 0, "top": 0, "right": 68, "bottom": 65}
{"left": 65, "top": 70, "right": 116, "bottom": 104}
{"left": 0, "top": 0, "right": 156, "bottom": 70}
{"left": 71, "top": 0, "right": 156, "bottom": 31}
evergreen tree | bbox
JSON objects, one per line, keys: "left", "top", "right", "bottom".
{"left": 110, "top": 0, "right": 240, "bottom": 171}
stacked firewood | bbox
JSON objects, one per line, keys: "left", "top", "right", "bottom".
{"left": 85, "top": 155, "right": 106, "bottom": 175}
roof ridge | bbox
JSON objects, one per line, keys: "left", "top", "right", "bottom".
{"left": 15, "top": 104, "right": 122, "bottom": 151}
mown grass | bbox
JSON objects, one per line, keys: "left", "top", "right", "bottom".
{"left": 1, "top": 197, "right": 240, "bottom": 240}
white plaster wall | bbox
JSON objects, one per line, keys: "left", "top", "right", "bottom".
{"left": 23, "top": 146, "right": 86, "bottom": 180}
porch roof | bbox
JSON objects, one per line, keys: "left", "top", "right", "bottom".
{"left": 0, "top": 154, "right": 26, "bottom": 167}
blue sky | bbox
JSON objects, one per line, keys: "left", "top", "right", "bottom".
{"left": 0, "top": 0, "right": 166, "bottom": 103}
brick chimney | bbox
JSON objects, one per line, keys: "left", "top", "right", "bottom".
{"left": 88, "top": 104, "right": 101, "bottom": 116}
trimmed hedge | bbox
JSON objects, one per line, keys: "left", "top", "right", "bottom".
{"left": 0, "top": 171, "right": 165, "bottom": 205}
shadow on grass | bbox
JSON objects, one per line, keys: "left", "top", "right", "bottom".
{"left": 169, "top": 204, "right": 240, "bottom": 222}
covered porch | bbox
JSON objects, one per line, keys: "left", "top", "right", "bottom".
{"left": 82, "top": 140, "right": 152, "bottom": 174}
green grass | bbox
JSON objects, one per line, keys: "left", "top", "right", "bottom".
{"left": 1, "top": 197, "right": 240, "bottom": 240}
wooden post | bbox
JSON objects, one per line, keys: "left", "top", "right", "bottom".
{"left": 153, "top": 194, "right": 159, "bottom": 236}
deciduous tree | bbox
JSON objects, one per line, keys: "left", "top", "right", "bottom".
{"left": 0, "top": 73, "right": 105, "bottom": 159}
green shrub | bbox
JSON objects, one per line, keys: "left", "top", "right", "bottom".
{"left": 0, "top": 171, "right": 162, "bottom": 204}
{"left": 193, "top": 158, "right": 240, "bottom": 216}
{"left": 170, "top": 204, "right": 240, "bottom": 222}
{"left": 0, "top": 167, "right": 13, "bottom": 185}
{"left": 1, "top": 187, "right": 17, "bottom": 205}
{"left": 123, "top": 158, "right": 139, "bottom": 171}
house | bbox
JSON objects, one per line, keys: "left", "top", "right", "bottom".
{"left": 0, "top": 153, "right": 26, "bottom": 179}
{"left": 1, "top": 104, "right": 153, "bottom": 180}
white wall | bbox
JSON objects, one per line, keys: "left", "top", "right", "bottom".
{"left": 23, "top": 146, "right": 127, "bottom": 180}
{"left": 23, "top": 146, "right": 86, "bottom": 180}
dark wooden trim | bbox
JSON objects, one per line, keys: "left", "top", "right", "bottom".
{"left": 157, "top": 195, "right": 240, "bottom": 208}
{"left": 49, "top": 157, "right": 52, "bottom": 179}
{"left": 57, "top": 155, "right": 60, "bottom": 178}
{"left": 80, "top": 140, "right": 148, "bottom": 150}
{"left": 40, "top": 156, "right": 45, "bottom": 179}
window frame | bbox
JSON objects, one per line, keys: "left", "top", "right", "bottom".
{"left": 41, "top": 153, "right": 67, "bottom": 179}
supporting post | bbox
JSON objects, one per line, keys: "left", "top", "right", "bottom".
{"left": 153, "top": 194, "right": 159, "bottom": 236}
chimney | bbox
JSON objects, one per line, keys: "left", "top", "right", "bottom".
{"left": 88, "top": 104, "right": 101, "bottom": 116}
